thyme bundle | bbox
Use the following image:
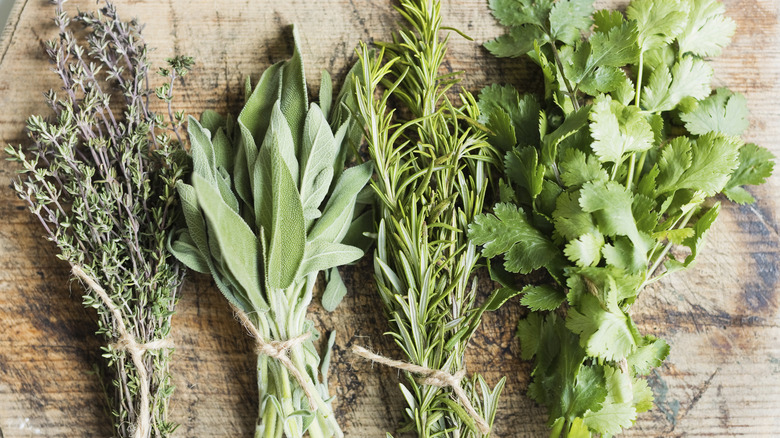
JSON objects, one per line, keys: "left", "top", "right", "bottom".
{"left": 352, "top": 1, "right": 512, "bottom": 436}
{"left": 6, "top": 1, "right": 193, "bottom": 437}
{"left": 168, "top": 28, "right": 371, "bottom": 438}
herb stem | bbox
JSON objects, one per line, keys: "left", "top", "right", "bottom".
{"left": 550, "top": 42, "right": 580, "bottom": 111}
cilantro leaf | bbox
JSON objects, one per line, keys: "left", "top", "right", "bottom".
{"left": 723, "top": 143, "right": 776, "bottom": 204}
{"left": 627, "top": 336, "right": 670, "bottom": 375}
{"left": 489, "top": 0, "right": 553, "bottom": 28}
{"left": 677, "top": 0, "right": 736, "bottom": 57}
{"left": 589, "top": 94, "right": 653, "bottom": 164}
{"left": 628, "top": 0, "right": 688, "bottom": 52}
{"left": 564, "top": 232, "right": 604, "bottom": 267}
{"left": 642, "top": 56, "right": 713, "bottom": 112}
{"left": 680, "top": 88, "right": 749, "bottom": 136}
{"left": 484, "top": 25, "right": 545, "bottom": 58}
{"left": 520, "top": 284, "right": 567, "bottom": 311}
{"left": 566, "top": 293, "right": 637, "bottom": 362}
{"left": 549, "top": 0, "right": 595, "bottom": 45}
{"left": 478, "top": 85, "right": 542, "bottom": 147}
{"left": 662, "top": 132, "right": 740, "bottom": 196}
{"left": 559, "top": 148, "right": 608, "bottom": 187}
{"left": 469, "top": 203, "right": 563, "bottom": 274}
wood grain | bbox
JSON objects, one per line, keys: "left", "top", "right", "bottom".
{"left": 0, "top": 0, "right": 777, "bottom": 437}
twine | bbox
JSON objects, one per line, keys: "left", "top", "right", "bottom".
{"left": 71, "top": 265, "right": 173, "bottom": 438}
{"left": 351, "top": 345, "right": 490, "bottom": 435}
{"left": 230, "top": 303, "right": 319, "bottom": 411}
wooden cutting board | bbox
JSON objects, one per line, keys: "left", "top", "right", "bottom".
{"left": 0, "top": 0, "right": 777, "bottom": 436}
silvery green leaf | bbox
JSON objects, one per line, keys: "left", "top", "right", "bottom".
{"left": 319, "top": 69, "right": 333, "bottom": 117}
{"left": 216, "top": 167, "right": 240, "bottom": 214}
{"left": 279, "top": 26, "right": 308, "bottom": 151}
{"left": 175, "top": 181, "right": 209, "bottom": 258}
{"left": 309, "top": 161, "right": 373, "bottom": 243}
{"left": 262, "top": 101, "right": 300, "bottom": 184}
{"left": 341, "top": 209, "right": 374, "bottom": 252}
{"left": 212, "top": 127, "right": 234, "bottom": 173}
{"left": 177, "top": 180, "right": 251, "bottom": 312}
{"left": 322, "top": 267, "right": 348, "bottom": 312}
{"left": 239, "top": 61, "right": 283, "bottom": 142}
{"left": 200, "top": 109, "right": 225, "bottom": 133}
{"left": 192, "top": 173, "right": 267, "bottom": 310}
{"left": 187, "top": 116, "right": 216, "bottom": 183}
{"left": 299, "top": 103, "right": 337, "bottom": 222}
{"left": 297, "top": 240, "right": 363, "bottom": 279}
{"left": 168, "top": 229, "right": 209, "bottom": 274}
{"left": 264, "top": 148, "right": 306, "bottom": 290}
{"left": 233, "top": 129, "right": 254, "bottom": 209}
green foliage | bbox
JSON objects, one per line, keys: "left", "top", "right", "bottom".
{"left": 352, "top": 1, "right": 505, "bottom": 436}
{"left": 169, "top": 28, "right": 370, "bottom": 438}
{"left": 477, "top": 0, "right": 774, "bottom": 436}
{"left": 6, "top": 2, "right": 192, "bottom": 436}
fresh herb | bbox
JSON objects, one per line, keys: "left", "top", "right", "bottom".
{"left": 471, "top": 0, "right": 775, "bottom": 436}
{"left": 351, "top": 1, "right": 510, "bottom": 436}
{"left": 168, "top": 28, "right": 370, "bottom": 438}
{"left": 6, "top": 2, "right": 192, "bottom": 437}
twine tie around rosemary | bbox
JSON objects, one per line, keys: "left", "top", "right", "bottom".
{"left": 71, "top": 265, "right": 173, "bottom": 438}
{"left": 351, "top": 345, "right": 490, "bottom": 435}
{"left": 230, "top": 303, "right": 319, "bottom": 411}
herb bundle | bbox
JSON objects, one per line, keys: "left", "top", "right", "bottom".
{"left": 470, "top": 0, "right": 775, "bottom": 436}
{"left": 6, "top": 2, "right": 192, "bottom": 437}
{"left": 168, "top": 28, "right": 370, "bottom": 438}
{"left": 352, "top": 1, "right": 510, "bottom": 436}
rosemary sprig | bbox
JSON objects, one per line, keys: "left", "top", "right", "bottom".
{"left": 168, "top": 28, "right": 371, "bottom": 438}
{"left": 6, "top": 2, "right": 192, "bottom": 437}
{"left": 352, "top": 1, "right": 510, "bottom": 436}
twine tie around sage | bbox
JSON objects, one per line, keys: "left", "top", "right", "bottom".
{"left": 351, "top": 345, "right": 490, "bottom": 435}
{"left": 230, "top": 303, "right": 319, "bottom": 411}
{"left": 71, "top": 265, "right": 173, "bottom": 438}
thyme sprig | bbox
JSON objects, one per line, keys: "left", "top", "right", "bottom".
{"left": 6, "top": 2, "right": 192, "bottom": 437}
{"left": 352, "top": 1, "right": 510, "bottom": 436}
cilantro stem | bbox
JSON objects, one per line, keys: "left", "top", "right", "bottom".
{"left": 634, "top": 51, "right": 644, "bottom": 108}
{"left": 633, "top": 150, "right": 648, "bottom": 187}
{"left": 550, "top": 42, "right": 580, "bottom": 111}
{"left": 625, "top": 153, "right": 636, "bottom": 189}
{"left": 644, "top": 206, "right": 697, "bottom": 288}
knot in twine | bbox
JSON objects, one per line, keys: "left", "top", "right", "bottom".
{"left": 351, "top": 345, "right": 490, "bottom": 435}
{"left": 71, "top": 265, "right": 173, "bottom": 438}
{"left": 231, "top": 303, "right": 319, "bottom": 412}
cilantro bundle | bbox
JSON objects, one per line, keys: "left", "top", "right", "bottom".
{"left": 168, "top": 29, "right": 370, "bottom": 438}
{"left": 352, "top": 1, "right": 510, "bottom": 436}
{"left": 469, "top": 0, "right": 775, "bottom": 436}
{"left": 7, "top": 2, "right": 192, "bottom": 437}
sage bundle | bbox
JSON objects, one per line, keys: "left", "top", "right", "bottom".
{"left": 168, "top": 28, "right": 371, "bottom": 438}
{"left": 351, "top": 1, "right": 512, "bottom": 436}
{"left": 6, "top": 2, "right": 192, "bottom": 437}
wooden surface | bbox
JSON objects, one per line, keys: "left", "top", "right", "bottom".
{"left": 0, "top": 0, "right": 778, "bottom": 436}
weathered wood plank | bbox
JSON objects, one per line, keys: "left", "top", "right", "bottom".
{"left": 0, "top": 0, "right": 777, "bottom": 437}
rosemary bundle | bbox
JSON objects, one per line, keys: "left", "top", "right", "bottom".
{"left": 168, "top": 28, "right": 370, "bottom": 438}
{"left": 352, "top": 1, "right": 511, "bottom": 436}
{"left": 6, "top": 2, "right": 192, "bottom": 437}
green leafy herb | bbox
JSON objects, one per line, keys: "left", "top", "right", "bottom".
{"left": 6, "top": 2, "right": 192, "bottom": 437}
{"left": 352, "top": 1, "right": 508, "bottom": 436}
{"left": 169, "top": 28, "right": 370, "bottom": 438}
{"left": 475, "top": 0, "right": 774, "bottom": 436}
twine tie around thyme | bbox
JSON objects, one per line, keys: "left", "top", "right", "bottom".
{"left": 230, "top": 303, "right": 320, "bottom": 411}
{"left": 71, "top": 265, "right": 173, "bottom": 438}
{"left": 351, "top": 345, "right": 490, "bottom": 434}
